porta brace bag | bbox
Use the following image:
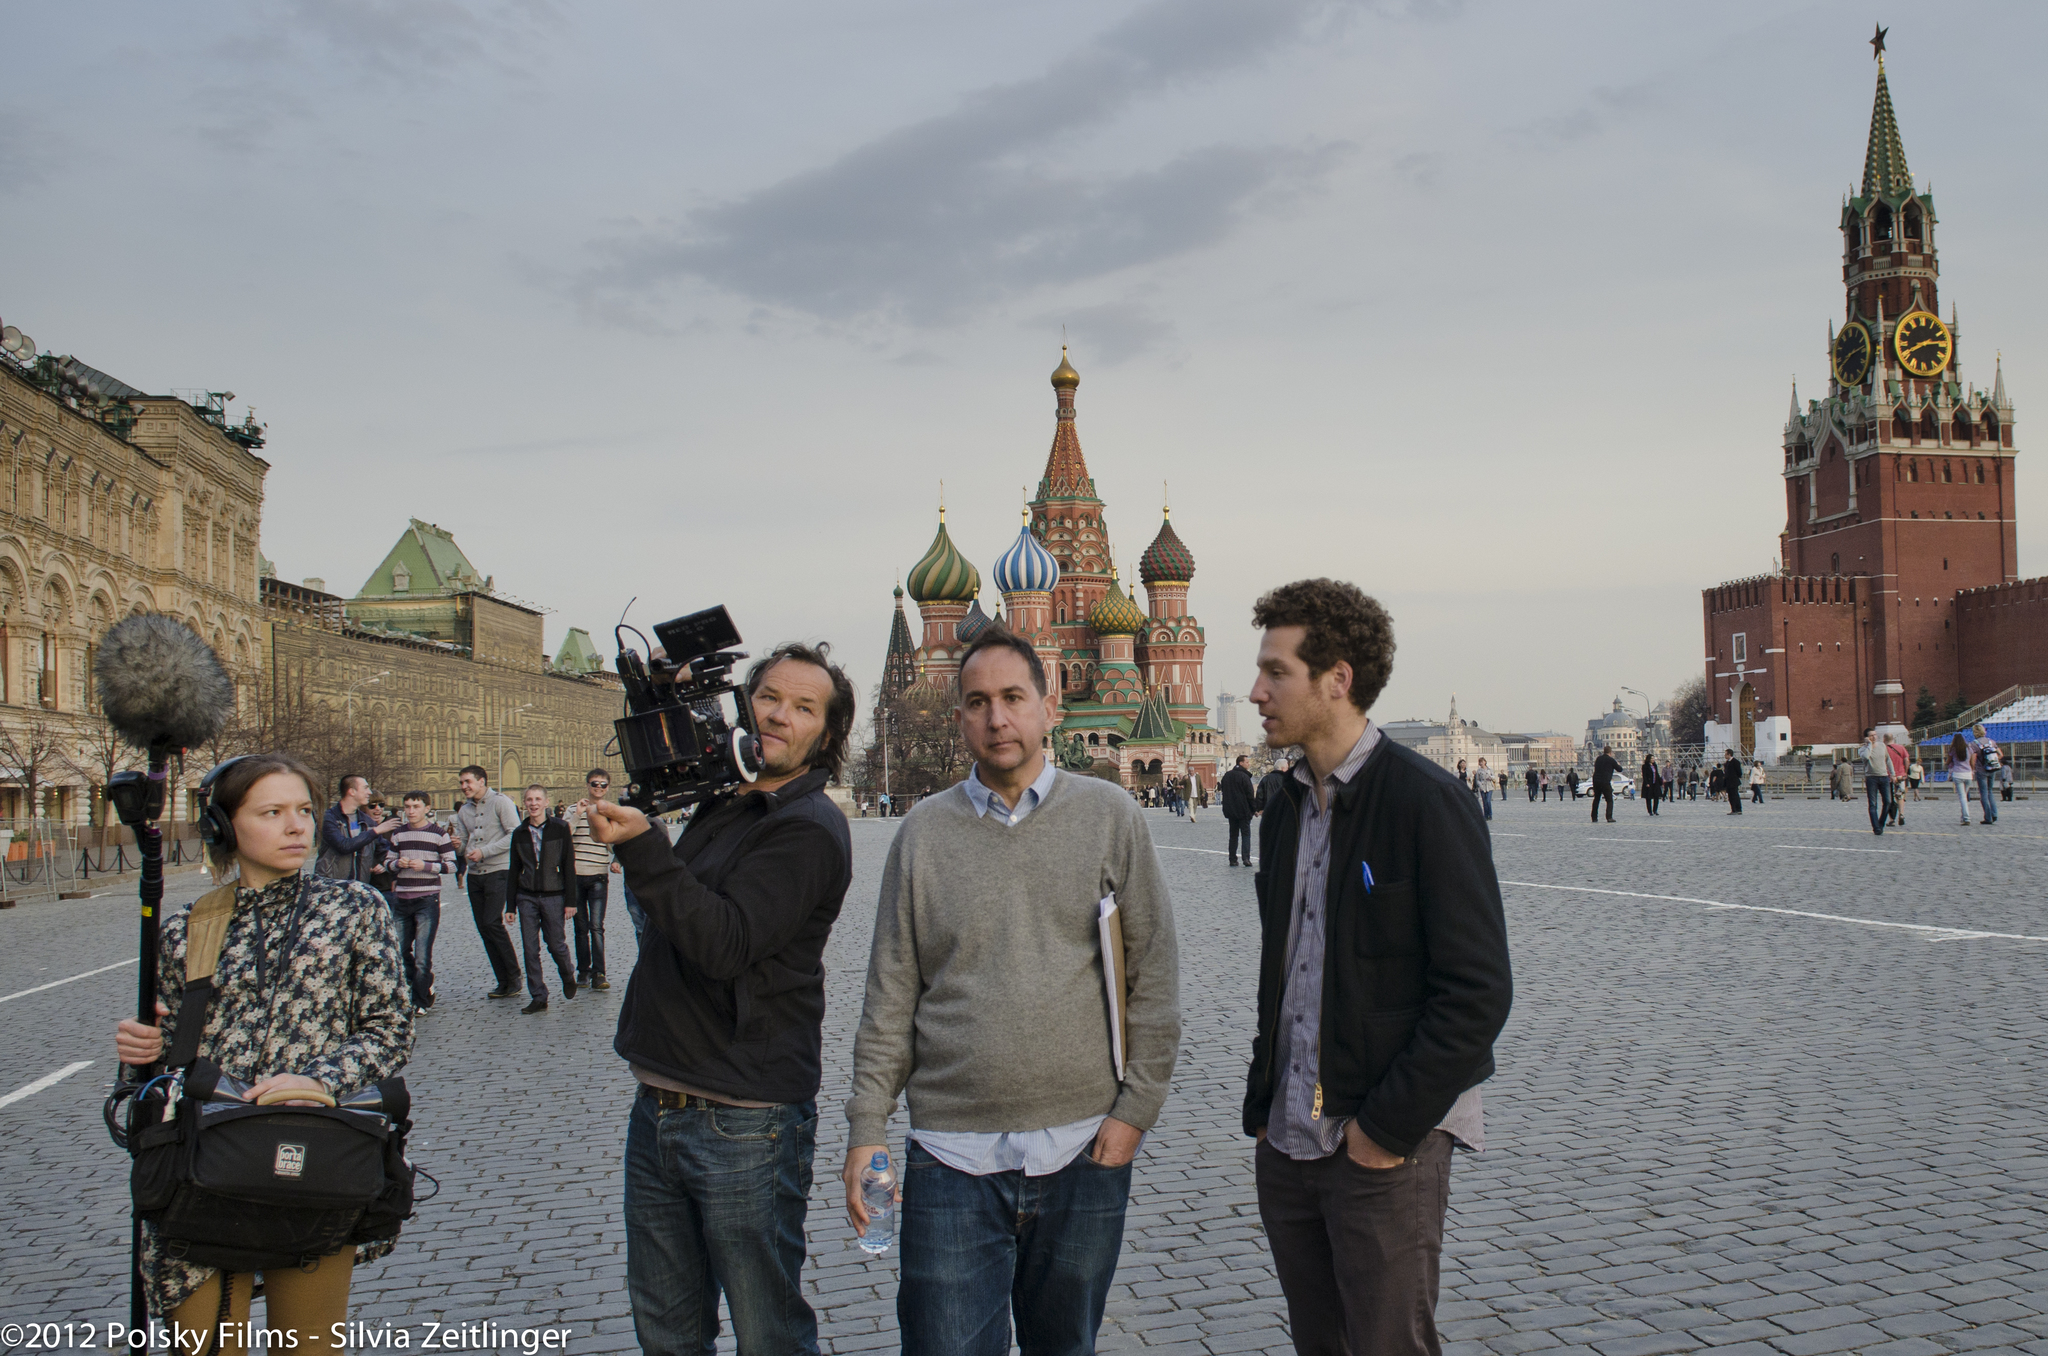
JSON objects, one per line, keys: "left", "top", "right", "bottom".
{"left": 114, "top": 883, "right": 418, "bottom": 1272}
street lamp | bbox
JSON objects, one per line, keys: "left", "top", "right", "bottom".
{"left": 346, "top": 671, "right": 391, "bottom": 740}
{"left": 496, "top": 703, "right": 535, "bottom": 787}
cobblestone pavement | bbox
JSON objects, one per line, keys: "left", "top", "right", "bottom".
{"left": 3, "top": 788, "right": 2045, "bottom": 1354}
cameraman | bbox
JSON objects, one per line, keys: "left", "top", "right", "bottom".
{"left": 584, "top": 641, "right": 855, "bottom": 1356}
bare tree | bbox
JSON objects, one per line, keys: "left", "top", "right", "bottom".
{"left": 0, "top": 712, "right": 76, "bottom": 823}
{"left": 62, "top": 713, "right": 142, "bottom": 825}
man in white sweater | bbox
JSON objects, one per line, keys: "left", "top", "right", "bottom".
{"left": 844, "top": 628, "right": 1182, "bottom": 1356}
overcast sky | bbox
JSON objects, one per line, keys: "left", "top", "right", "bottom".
{"left": 5, "top": 1, "right": 2044, "bottom": 739}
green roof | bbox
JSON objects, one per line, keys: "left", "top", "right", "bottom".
{"left": 357, "top": 519, "right": 489, "bottom": 598}
{"left": 1126, "top": 688, "right": 1178, "bottom": 744}
{"left": 1862, "top": 63, "right": 1913, "bottom": 201}
{"left": 554, "top": 627, "right": 603, "bottom": 674}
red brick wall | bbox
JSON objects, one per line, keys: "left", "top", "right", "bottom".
{"left": 1702, "top": 576, "right": 1866, "bottom": 746}
{"left": 1955, "top": 576, "right": 2048, "bottom": 698}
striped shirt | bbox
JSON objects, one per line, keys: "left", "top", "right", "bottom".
{"left": 564, "top": 803, "right": 615, "bottom": 876}
{"left": 386, "top": 821, "right": 457, "bottom": 900}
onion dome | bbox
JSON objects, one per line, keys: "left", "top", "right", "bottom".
{"left": 1051, "top": 346, "right": 1080, "bottom": 389}
{"left": 1089, "top": 573, "right": 1144, "bottom": 636}
{"left": 955, "top": 596, "right": 993, "bottom": 643}
{"left": 903, "top": 667, "right": 950, "bottom": 714}
{"left": 993, "top": 514, "right": 1060, "bottom": 595}
{"left": 906, "top": 510, "right": 980, "bottom": 603}
{"left": 1138, "top": 506, "right": 1195, "bottom": 585}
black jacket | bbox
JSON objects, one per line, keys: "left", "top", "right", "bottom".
{"left": 1592, "top": 753, "right": 1619, "bottom": 788}
{"left": 1219, "top": 765, "right": 1257, "bottom": 819}
{"left": 317, "top": 805, "right": 381, "bottom": 881}
{"left": 1244, "top": 739, "right": 1513, "bottom": 1157}
{"left": 1254, "top": 769, "right": 1289, "bottom": 814}
{"left": 509, "top": 816, "right": 577, "bottom": 896}
{"left": 613, "top": 766, "right": 852, "bottom": 1105}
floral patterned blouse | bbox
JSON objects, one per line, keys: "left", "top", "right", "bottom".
{"left": 143, "top": 872, "right": 414, "bottom": 1315}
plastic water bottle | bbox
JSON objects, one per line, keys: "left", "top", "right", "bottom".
{"left": 857, "top": 1151, "right": 897, "bottom": 1255}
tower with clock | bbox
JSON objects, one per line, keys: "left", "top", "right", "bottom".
{"left": 1701, "top": 34, "right": 2038, "bottom": 755}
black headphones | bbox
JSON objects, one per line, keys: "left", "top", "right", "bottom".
{"left": 196, "top": 755, "right": 256, "bottom": 855}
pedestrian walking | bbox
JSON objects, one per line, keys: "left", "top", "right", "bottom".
{"left": 1640, "top": 753, "right": 1661, "bottom": 816}
{"left": 1857, "top": 728, "right": 1893, "bottom": 834}
{"left": 1590, "top": 745, "right": 1618, "bottom": 823}
{"left": 844, "top": 629, "right": 1181, "bottom": 1356}
{"left": 503, "top": 785, "right": 579, "bottom": 1014}
{"left": 1885, "top": 735, "right": 1909, "bottom": 826}
{"left": 1907, "top": 756, "right": 1925, "bottom": 801}
{"left": 452, "top": 766, "right": 524, "bottom": 999}
{"left": 1566, "top": 768, "right": 1581, "bottom": 800}
{"left": 111, "top": 753, "right": 413, "bottom": 1351}
{"left": 1525, "top": 766, "right": 1538, "bottom": 802}
{"left": 317, "top": 774, "right": 402, "bottom": 881}
{"left": 1971, "top": 724, "right": 2002, "bottom": 824}
{"left": 1240, "top": 579, "right": 1512, "bottom": 1356}
{"left": 1945, "top": 732, "right": 1975, "bottom": 826}
{"left": 1748, "top": 759, "right": 1766, "bottom": 805}
{"left": 386, "top": 791, "right": 457, "bottom": 1014}
{"left": 1473, "top": 757, "right": 1496, "bottom": 820}
{"left": 1220, "top": 754, "right": 1257, "bottom": 866}
{"left": 585, "top": 640, "right": 856, "bottom": 1356}
{"left": 1189, "top": 780, "right": 1204, "bottom": 823}
{"left": 1721, "top": 749, "right": 1744, "bottom": 815}
{"left": 563, "top": 767, "right": 622, "bottom": 990}
{"left": 1539, "top": 770, "right": 1550, "bottom": 801}
{"left": 1455, "top": 758, "right": 1469, "bottom": 789}
{"left": 1255, "top": 757, "right": 1291, "bottom": 818}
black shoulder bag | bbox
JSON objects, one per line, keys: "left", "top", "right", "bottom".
{"left": 106, "top": 881, "right": 419, "bottom": 1273}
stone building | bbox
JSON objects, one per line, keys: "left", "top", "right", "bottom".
{"left": 1380, "top": 696, "right": 1509, "bottom": 777}
{"left": 0, "top": 319, "right": 623, "bottom": 821}
{"left": 1701, "top": 45, "right": 2038, "bottom": 752}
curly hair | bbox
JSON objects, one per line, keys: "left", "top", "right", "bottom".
{"left": 1250, "top": 578, "right": 1396, "bottom": 713}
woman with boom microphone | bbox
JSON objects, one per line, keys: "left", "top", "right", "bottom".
{"left": 112, "top": 753, "right": 414, "bottom": 1352}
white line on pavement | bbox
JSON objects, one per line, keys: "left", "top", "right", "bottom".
{"left": 1500, "top": 880, "right": 2048, "bottom": 944}
{"left": 0, "top": 1061, "right": 93, "bottom": 1110}
{"left": 0, "top": 958, "right": 138, "bottom": 1005}
{"left": 1583, "top": 838, "right": 1675, "bottom": 844}
{"left": 1776, "top": 845, "right": 1904, "bottom": 854}
{"left": 1157, "top": 846, "right": 1256, "bottom": 863}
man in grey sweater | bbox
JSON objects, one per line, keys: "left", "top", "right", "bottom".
{"left": 844, "top": 629, "right": 1181, "bottom": 1356}
{"left": 452, "top": 764, "right": 524, "bottom": 999}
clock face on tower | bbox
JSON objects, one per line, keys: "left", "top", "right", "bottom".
{"left": 1831, "top": 319, "right": 1873, "bottom": 387}
{"left": 1893, "top": 310, "right": 1953, "bottom": 377}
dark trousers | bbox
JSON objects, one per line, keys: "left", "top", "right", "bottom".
{"left": 1589, "top": 784, "right": 1614, "bottom": 822}
{"left": 624, "top": 1092, "right": 818, "bottom": 1356}
{"left": 1226, "top": 815, "right": 1253, "bottom": 864}
{"left": 515, "top": 891, "right": 575, "bottom": 1002}
{"left": 1257, "top": 1130, "right": 1453, "bottom": 1356}
{"left": 623, "top": 878, "right": 647, "bottom": 945}
{"left": 390, "top": 895, "right": 440, "bottom": 1008}
{"left": 1727, "top": 782, "right": 1743, "bottom": 813}
{"left": 898, "top": 1140, "right": 1131, "bottom": 1356}
{"left": 465, "top": 870, "right": 520, "bottom": 989}
{"left": 573, "top": 874, "right": 610, "bottom": 978}
{"left": 1527, "top": 784, "right": 1536, "bottom": 802}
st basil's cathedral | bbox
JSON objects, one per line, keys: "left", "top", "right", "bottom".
{"left": 875, "top": 349, "right": 1223, "bottom": 793}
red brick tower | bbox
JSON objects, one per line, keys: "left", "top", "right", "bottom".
{"left": 1031, "top": 348, "right": 1117, "bottom": 703}
{"left": 1702, "top": 43, "right": 2022, "bottom": 751}
{"left": 1137, "top": 499, "right": 1209, "bottom": 729}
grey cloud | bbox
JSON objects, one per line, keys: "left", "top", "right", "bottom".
{"left": 1515, "top": 80, "right": 1662, "bottom": 147}
{"left": 1030, "top": 297, "right": 1179, "bottom": 366}
{"left": 573, "top": 0, "right": 1369, "bottom": 328}
{"left": 0, "top": 118, "right": 66, "bottom": 191}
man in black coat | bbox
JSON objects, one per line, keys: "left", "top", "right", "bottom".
{"left": 1525, "top": 766, "right": 1539, "bottom": 802}
{"left": 1722, "top": 748, "right": 1745, "bottom": 815}
{"left": 1219, "top": 755, "right": 1258, "bottom": 866}
{"left": 503, "top": 783, "right": 581, "bottom": 1013}
{"left": 1254, "top": 756, "right": 1290, "bottom": 816}
{"left": 1243, "top": 579, "right": 1512, "bottom": 1356}
{"left": 1590, "top": 744, "right": 1619, "bottom": 823}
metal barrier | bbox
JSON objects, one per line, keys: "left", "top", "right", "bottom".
{"left": 0, "top": 820, "right": 206, "bottom": 907}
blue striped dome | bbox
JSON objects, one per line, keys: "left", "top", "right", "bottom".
{"left": 993, "top": 520, "right": 1060, "bottom": 595}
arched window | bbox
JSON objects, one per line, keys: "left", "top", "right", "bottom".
{"left": 1975, "top": 462, "right": 1986, "bottom": 484}
{"left": 1941, "top": 461, "right": 1952, "bottom": 484}
{"left": 1920, "top": 409, "right": 1939, "bottom": 443}
{"left": 1903, "top": 203, "right": 1923, "bottom": 244}
{"left": 1985, "top": 411, "right": 2000, "bottom": 443}
{"left": 1830, "top": 553, "right": 1840, "bottom": 574}
{"left": 1958, "top": 415, "right": 1974, "bottom": 446}
{"left": 1871, "top": 202, "right": 1893, "bottom": 243}
{"left": 1907, "top": 460, "right": 1919, "bottom": 483}
{"left": 1846, "top": 217, "right": 1863, "bottom": 252}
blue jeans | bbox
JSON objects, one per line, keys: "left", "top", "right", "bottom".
{"left": 389, "top": 895, "right": 440, "bottom": 1007}
{"left": 1480, "top": 790, "right": 1492, "bottom": 819}
{"left": 572, "top": 875, "right": 609, "bottom": 977}
{"left": 1975, "top": 769, "right": 1999, "bottom": 822}
{"left": 1866, "top": 775, "right": 1894, "bottom": 834}
{"left": 624, "top": 1092, "right": 819, "bottom": 1356}
{"left": 898, "top": 1139, "right": 1132, "bottom": 1356}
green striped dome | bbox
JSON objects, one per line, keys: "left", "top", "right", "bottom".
{"left": 907, "top": 513, "right": 981, "bottom": 604}
{"left": 1089, "top": 574, "right": 1145, "bottom": 636}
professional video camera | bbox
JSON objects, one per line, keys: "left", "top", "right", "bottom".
{"left": 613, "top": 605, "right": 763, "bottom": 814}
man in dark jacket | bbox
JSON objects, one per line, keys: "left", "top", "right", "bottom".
{"left": 1219, "top": 754, "right": 1258, "bottom": 866}
{"left": 1590, "top": 744, "right": 1619, "bottom": 823}
{"left": 502, "top": 784, "right": 580, "bottom": 1013}
{"left": 585, "top": 642, "right": 856, "bottom": 1356}
{"left": 1722, "top": 748, "right": 1745, "bottom": 815}
{"left": 1525, "top": 766, "right": 1538, "bottom": 802}
{"left": 1244, "top": 580, "right": 1512, "bottom": 1356}
{"left": 1253, "top": 756, "right": 1290, "bottom": 816}
{"left": 317, "top": 774, "right": 402, "bottom": 880}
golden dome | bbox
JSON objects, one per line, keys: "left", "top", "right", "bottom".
{"left": 1050, "top": 346, "right": 1079, "bottom": 390}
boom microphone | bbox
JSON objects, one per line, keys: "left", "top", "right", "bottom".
{"left": 92, "top": 614, "right": 237, "bottom": 752}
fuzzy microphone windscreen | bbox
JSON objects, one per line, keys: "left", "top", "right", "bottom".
{"left": 92, "top": 614, "right": 238, "bottom": 752}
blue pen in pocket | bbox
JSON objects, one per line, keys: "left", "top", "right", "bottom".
{"left": 1360, "top": 861, "right": 1375, "bottom": 895}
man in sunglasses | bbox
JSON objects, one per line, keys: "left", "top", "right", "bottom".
{"left": 564, "top": 767, "right": 623, "bottom": 990}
